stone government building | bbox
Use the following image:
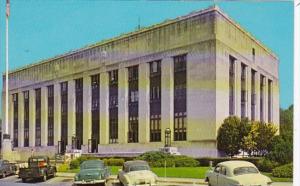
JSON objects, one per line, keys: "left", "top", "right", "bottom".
{"left": 1, "top": 6, "right": 279, "bottom": 160}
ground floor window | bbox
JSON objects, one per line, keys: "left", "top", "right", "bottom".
{"left": 150, "top": 115, "right": 161, "bottom": 142}
{"left": 174, "top": 112, "right": 187, "bottom": 141}
{"left": 128, "top": 116, "right": 138, "bottom": 143}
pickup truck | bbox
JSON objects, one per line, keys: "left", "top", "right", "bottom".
{"left": 19, "top": 156, "right": 56, "bottom": 182}
{"left": 0, "top": 160, "right": 17, "bottom": 178}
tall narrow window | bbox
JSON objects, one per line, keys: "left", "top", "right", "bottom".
{"left": 61, "top": 82, "right": 68, "bottom": 153}
{"left": 251, "top": 70, "right": 256, "bottom": 121}
{"left": 35, "top": 88, "right": 41, "bottom": 146}
{"left": 109, "top": 70, "right": 118, "bottom": 144}
{"left": 252, "top": 48, "right": 255, "bottom": 62}
{"left": 128, "top": 66, "right": 139, "bottom": 143}
{"left": 24, "top": 91, "right": 29, "bottom": 147}
{"left": 260, "top": 75, "right": 265, "bottom": 122}
{"left": 91, "top": 74, "right": 100, "bottom": 152}
{"left": 241, "top": 63, "right": 247, "bottom": 118}
{"left": 229, "top": 56, "right": 236, "bottom": 116}
{"left": 75, "top": 78, "right": 83, "bottom": 149}
{"left": 174, "top": 54, "right": 187, "bottom": 141}
{"left": 150, "top": 60, "right": 161, "bottom": 142}
{"left": 13, "top": 93, "right": 18, "bottom": 147}
{"left": 47, "top": 85, "right": 54, "bottom": 146}
{"left": 268, "top": 79, "right": 273, "bottom": 123}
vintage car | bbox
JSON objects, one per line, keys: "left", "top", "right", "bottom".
{"left": 118, "top": 160, "right": 157, "bottom": 186}
{"left": 205, "top": 160, "right": 273, "bottom": 186}
{"left": 0, "top": 160, "right": 17, "bottom": 178}
{"left": 19, "top": 156, "right": 56, "bottom": 182}
{"left": 74, "top": 160, "right": 110, "bottom": 185}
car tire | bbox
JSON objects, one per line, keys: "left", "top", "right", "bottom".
{"left": 22, "top": 178, "right": 26, "bottom": 183}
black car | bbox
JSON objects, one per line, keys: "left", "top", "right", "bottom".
{"left": 19, "top": 156, "right": 56, "bottom": 182}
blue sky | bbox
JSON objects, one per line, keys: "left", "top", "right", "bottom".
{"left": 0, "top": 0, "right": 293, "bottom": 115}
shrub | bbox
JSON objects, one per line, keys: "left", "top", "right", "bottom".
{"left": 174, "top": 156, "right": 199, "bottom": 167}
{"left": 272, "top": 163, "right": 293, "bottom": 178}
{"left": 257, "top": 158, "right": 279, "bottom": 172}
{"left": 104, "top": 158, "right": 125, "bottom": 166}
{"left": 57, "top": 163, "right": 69, "bottom": 172}
{"left": 69, "top": 159, "right": 80, "bottom": 169}
{"left": 137, "top": 151, "right": 198, "bottom": 167}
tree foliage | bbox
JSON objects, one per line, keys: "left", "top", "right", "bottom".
{"left": 217, "top": 116, "right": 242, "bottom": 157}
{"left": 217, "top": 116, "right": 277, "bottom": 157}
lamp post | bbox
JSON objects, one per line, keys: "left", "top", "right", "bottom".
{"left": 164, "top": 128, "right": 171, "bottom": 147}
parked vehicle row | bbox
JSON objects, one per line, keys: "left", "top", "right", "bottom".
{"left": 74, "top": 160, "right": 158, "bottom": 186}
{"left": 0, "top": 160, "right": 17, "bottom": 178}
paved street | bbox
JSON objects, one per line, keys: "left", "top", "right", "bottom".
{"left": 0, "top": 175, "right": 293, "bottom": 186}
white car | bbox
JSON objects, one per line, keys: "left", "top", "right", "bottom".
{"left": 205, "top": 160, "right": 273, "bottom": 186}
{"left": 117, "top": 160, "right": 157, "bottom": 186}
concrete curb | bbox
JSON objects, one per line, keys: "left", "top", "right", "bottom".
{"left": 56, "top": 172, "right": 207, "bottom": 184}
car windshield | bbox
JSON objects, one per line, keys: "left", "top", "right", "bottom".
{"left": 29, "top": 158, "right": 46, "bottom": 167}
{"left": 233, "top": 166, "right": 259, "bottom": 175}
{"left": 80, "top": 161, "right": 104, "bottom": 169}
{"left": 129, "top": 165, "right": 150, "bottom": 172}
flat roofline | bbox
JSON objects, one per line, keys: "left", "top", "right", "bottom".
{"left": 4, "top": 5, "right": 278, "bottom": 76}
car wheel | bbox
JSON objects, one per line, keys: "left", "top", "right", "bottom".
{"left": 22, "top": 178, "right": 26, "bottom": 183}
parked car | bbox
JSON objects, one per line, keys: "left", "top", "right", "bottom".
{"left": 74, "top": 159, "right": 110, "bottom": 185}
{"left": 205, "top": 160, "right": 273, "bottom": 186}
{"left": 118, "top": 160, "right": 157, "bottom": 186}
{"left": 0, "top": 160, "right": 17, "bottom": 178}
{"left": 19, "top": 156, "right": 56, "bottom": 182}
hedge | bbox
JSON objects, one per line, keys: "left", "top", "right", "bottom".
{"left": 136, "top": 151, "right": 199, "bottom": 167}
{"left": 256, "top": 158, "right": 279, "bottom": 172}
{"left": 196, "top": 157, "right": 262, "bottom": 167}
{"left": 272, "top": 163, "right": 293, "bottom": 178}
{"left": 69, "top": 157, "right": 125, "bottom": 169}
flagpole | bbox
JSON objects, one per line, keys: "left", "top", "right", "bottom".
{"left": 5, "top": 0, "right": 9, "bottom": 136}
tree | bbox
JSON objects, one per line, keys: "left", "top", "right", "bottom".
{"left": 252, "top": 121, "right": 277, "bottom": 156}
{"left": 267, "top": 130, "right": 293, "bottom": 164}
{"left": 217, "top": 116, "right": 242, "bottom": 157}
{"left": 239, "top": 118, "right": 252, "bottom": 155}
{"left": 280, "top": 105, "right": 293, "bottom": 135}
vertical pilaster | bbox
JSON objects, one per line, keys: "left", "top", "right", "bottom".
{"left": 235, "top": 60, "right": 241, "bottom": 118}
{"left": 161, "top": 57, "right": 174, "bottom": 144}
{"left": 18, "top": 92, "right": 24, "bottom": 147}
{"left": 100, "top": 72, "right": 109, "bottom": 145}
{"left": 255, "top": 72, "right": 260, "bottom": 121}
{"left": 264, "top": 77, "right": 268, "bottom": 123}
{"left": 54, "top": 83, "right": 61, "bottom": 146}
{"left": 9, "top": 94, "right": 14, "bottom": 142}
{"left": 29, "top": 89, "right": 36, "bottom": 147}
{"left": 246, "top": 66, "right": 251, "bottom": 119}
{"left": 118, "top": 68, "right": 128, "bottom": 144}
{"left": 41, "top": 87, "right": 48, "bottom": 146}
{"left": 138, "top": 63, "right": 150, "bottom": 143}
{"left": 68, "top": 80, "right": 76, "bottom": 146}
{"left": 83, "top": 76, "right": 92, "bottom": 145}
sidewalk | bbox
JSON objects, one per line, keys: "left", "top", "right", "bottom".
{"left": 56, "top": 172, "right": 206, "bottom": 184}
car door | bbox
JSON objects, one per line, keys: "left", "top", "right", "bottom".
{"left": 217, "top": 166, "right": 228, "bottom": 186}
{"left": 210, "top": 166, "right": 221, "bottom": 186}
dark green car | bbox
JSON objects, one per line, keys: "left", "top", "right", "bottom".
{"left": 74, "top": 160, "right": 110, "bottom": 186}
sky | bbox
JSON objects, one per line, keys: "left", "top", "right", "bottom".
{"left": 0, "top": 0, "right": 294, "bottom": 115}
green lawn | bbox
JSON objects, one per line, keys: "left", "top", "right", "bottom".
{"left": 262, "top": 172, "right": 293, "bottom": 182}
{"left": 62, "top": 166, "right": 292, "bottom": 182}
{"left": 64, "top": 166, "right": 209, "bottom": 179}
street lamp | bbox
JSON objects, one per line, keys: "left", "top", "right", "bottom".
{"left": 164, "top": 128, "right": 171, "bottom": 147}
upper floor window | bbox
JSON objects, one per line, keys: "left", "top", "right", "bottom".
{"left": 174, "top": 54, "right": 187, "bottom": 72}
{"left": 150, "top": 60, "right": 161, "bottom": 74}
{"left": 109, "top": 70, "right": 118, "bottom": 83}
{"left": 128, "top": 66, "right": 138, "bottom": 81}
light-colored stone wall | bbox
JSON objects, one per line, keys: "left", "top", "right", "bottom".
{"left": 214, "top": 8, "right": 279, "bottom": 131}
